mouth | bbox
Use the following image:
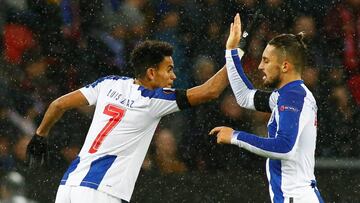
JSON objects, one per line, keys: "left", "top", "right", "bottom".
{"left": 262, "top": 73, "right": 267, "bottom": 81}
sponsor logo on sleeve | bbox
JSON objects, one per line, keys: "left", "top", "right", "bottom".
{"left": 279, "top": 105, "right": 299, "bottom": 112}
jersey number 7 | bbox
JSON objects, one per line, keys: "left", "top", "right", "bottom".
{"left": 89, "top": 104, "right": 126, "bottom": 153}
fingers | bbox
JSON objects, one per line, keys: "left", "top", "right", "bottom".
{"left": 209, "top": 126, "right": 223, "bottom": 135}
{"left": 235, "top": 13, "right": 240, "bottom": 25}
{"left": 26, "top": 152, "right": 47, "bottom": 169}
{"left": 233, "top": 13, "right": 240, "bottom": 30}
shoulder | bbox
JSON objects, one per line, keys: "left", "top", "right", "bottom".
{"left": 85, "top": 75, "right": 132, "bottom": 88}
{"left": 138, "top": 87, "right": 176, "bottom": 101}
{"left": 278, "top": 82, "right": 306, "bottom": 99}
{"left": 278, "top": 83, "right": 307, "bottom": 109}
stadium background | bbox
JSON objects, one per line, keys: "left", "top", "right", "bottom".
{"left": 0, "top": 0, "right": 359, "bottom": 202}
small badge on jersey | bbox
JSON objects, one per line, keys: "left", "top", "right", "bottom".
{"left": 279, "top": 105, "right": 299, "bottom": 112}
{"left": 163, "top": 88, "right": 176, "bottom": 94}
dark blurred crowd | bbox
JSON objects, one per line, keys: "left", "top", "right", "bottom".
{"left": 0, "top": 0, "right": 360, "bottom": 202}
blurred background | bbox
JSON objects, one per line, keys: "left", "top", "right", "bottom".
{"left": 0, "top": 0, "right": 359, "bottom": 202}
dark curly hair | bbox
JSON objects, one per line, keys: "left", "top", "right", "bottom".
{"left": 130, "top": 40, "right": 173, "bottom": 78}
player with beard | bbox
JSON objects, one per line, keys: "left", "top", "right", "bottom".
{"left": 210, "top": 14, "right": 324, "bottom": 203}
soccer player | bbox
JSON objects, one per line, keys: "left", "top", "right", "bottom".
{"left": 25, "top": 22, "right": 237, "bottom": 202}
{"left": 210, "top": 14, "right": 324, "bottom": 203}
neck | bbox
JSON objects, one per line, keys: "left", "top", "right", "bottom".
{"left": 134, "top": 78, "right": 154, "bottom": 90}
{"left": 278, "top": 73, "right": 302, "bottom": 89}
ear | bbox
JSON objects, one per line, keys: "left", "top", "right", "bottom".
{"left": 282, "top": 61, "right": 290, "bottom": 73}
{"left": 146, "top": 67, "right": 156, "bottom": 81}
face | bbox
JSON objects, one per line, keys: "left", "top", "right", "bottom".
{"left": 152, "top": 56, "right": 176, "bottom": 88}
{"left": 258, "top": 45, "right": 283, "bottom": 88}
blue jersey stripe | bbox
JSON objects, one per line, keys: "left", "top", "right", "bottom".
{"left": 138, "top": 86, "right": 176, "bottom": 101}
{"left": 235, "top": 130, "right": 296, "bottom": 154}
{"left": 60, "top": 156, "right": 80, "bottom": 185}
{"left": 80, "top": 155, "right": 117, "bottom": 189}
{"left": 269, "top": 159, "right": 284, "bottom": 203}
{"left": 231, "top": 49, "right": 254, "bottom": 89}
{"left": 315, "top": 188, "right": 324, "bottom": 203}
{"left": 311, "top": 180, "right": 324, "bottom": 203}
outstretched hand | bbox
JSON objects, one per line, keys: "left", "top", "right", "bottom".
{"left": 226, "top": 13, "right": 242, "bottom": 50}
{"left": 209, "top": 126, "right": 234, "bottom": 144}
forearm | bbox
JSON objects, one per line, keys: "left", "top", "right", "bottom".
{"left": 203, "top": 66, "right": 229, "bottom": 98}
{"left": 231, "top": 131, "right": 295, "bottom": 160}
{"left": 36, "top": 100, "right": 67, "bottom": 137}
{"left": 186, "top": 66, "right": 228, "bottom": 106}
{"left": 36, "top": 90, "right": 89, "bottom": 137}
{"left": 225, "top": 49, "right": 257, "bottom": 110}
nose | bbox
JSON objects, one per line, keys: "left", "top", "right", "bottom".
{"left": 171, "top": 72, "right": 176, "bottom": 80}
{"left": 258, "top": 64, "right": 263, "bottom": 70}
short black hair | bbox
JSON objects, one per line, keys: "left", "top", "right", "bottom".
{"left": 130, "top": 40, "right": 173, "bottom": 78}
{"left": 268, "top": 32, "right": 307, "bottom": 73}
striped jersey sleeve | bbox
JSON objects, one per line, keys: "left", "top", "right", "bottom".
{"left": 230, "top": 85, "right": 307, "bottom": 160}
{"left": 137, "top": 86, "right": 180, "bottom": 118}
{"left": 225, "top": 48, "right": 276, "bottom": 112}
{"left": 80, "top": 75, "right": 127, "bottom": 105}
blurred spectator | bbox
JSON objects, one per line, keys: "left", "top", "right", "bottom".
{"left": 0, "top": 0, "right": 7, "bottom": 50}
{"left": 319, "top": 84, "right": 360, "bottom": 157}
{"left": 179, "top": 56, "right": 223, "bottom": 170}
{"left": 154, "top": 10, "right": 190, "bottom": 89}
{"left": 0, "top": 136, "right": 15, "bottom": 172}
{"left": 3, "top": 23, "right": 36, "bottom": 64}
{"left": 324, "top": 0, "right": 360, "bottom": 105}
{"left": 0, "top": 171, "right": 36, "bottom": 203}
{"left": 190, "top": 0, "right": 228, "bottom": 67}
{"left": 293, "top": 15, "right": 325, "bottom": 68}
{"left": 12, "top": 136, "right": 30, "bottom": 166}
{"left": 153, "top": 128, "right": 187, "bottom": 174}
{"left": 259, "top": 0, "right": 295, "bottom": 40}
{"left": 292, "top": 15, "right": 324, "bottom": 99}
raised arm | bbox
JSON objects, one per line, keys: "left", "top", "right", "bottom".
{"left": 184, "top": 14, "right": 241, "bottom": 107}
{"left": 225, "top": 13, "right": 274, "bottom": 113}
{"left": 185, "top": 65, "right": 228, "bottom": 106}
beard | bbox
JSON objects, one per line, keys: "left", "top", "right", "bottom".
{"left": 264, "top": 73, "right": 281, "bottom": 89}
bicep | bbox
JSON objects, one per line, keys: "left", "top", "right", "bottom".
{"left": 54, "top": 90, "right": 89, "bottom": 110}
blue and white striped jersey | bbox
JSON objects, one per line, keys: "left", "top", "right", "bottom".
{"left": 226, "top": 49, "right": 322, "bottom": 202}
{"left": 60, "top": 76, "right": 180, "bottom": 201}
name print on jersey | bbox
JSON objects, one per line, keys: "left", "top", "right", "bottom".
{"left": 107, "top": 89, "right": 134, "bottom": 108}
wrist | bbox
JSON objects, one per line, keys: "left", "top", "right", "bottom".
{"left": 35, "top": 129, "right": 48, "bottom": 137}
{"left": 230, "top": 131, "right": 239, "bottom": 144}
{"left": 225, "top": 48, "right": 245, "bottom": 58}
